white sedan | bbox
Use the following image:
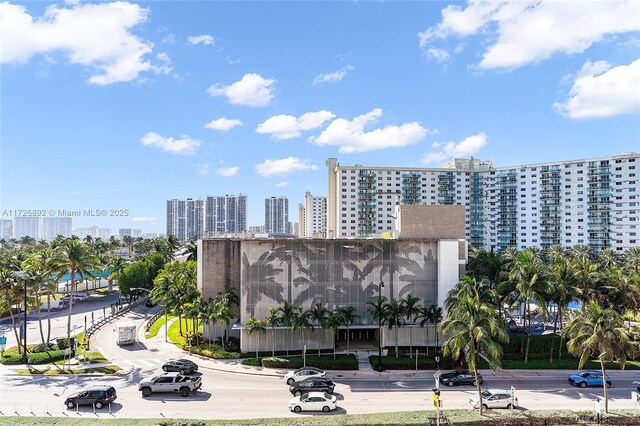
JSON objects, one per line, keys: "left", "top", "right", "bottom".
{"left": 289, "top": 392, "right": 337, "bottom": 413}
{"left": 284, "top": 367, "right": 325, "bottom": 385}
{"left": 469, "top": 389, "right": 518, "bottom": 410}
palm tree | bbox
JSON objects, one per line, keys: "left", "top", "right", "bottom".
{"left": 624, "top": 246, "right": 640, "bottom": 273}
{"left": 0, "top": 268, "right": 23, "bottom": 354}
{"left": 598, "top": 248, "right": 621, "bottom": 269}
{"left": 401, "top": 293, "right": 422, "bottom": 358}
{"left": 278, "top": 301, "right": 298, "bottom": 356}
{"left": 308, "top": 303, "right": 330, "bottom": 356}
{"left": 383, "top": 299, "right": 405, "bottom": 358}
{"left": 186, "top": 239, "right": 198, "bottom": 262}
{"left": 441, "top": 277, "right": 509, "bottom": 416}
{"left": 564, "top": 302, "right": 634, "bottom": 414}
{"left": 266, "top": 306, "right": 281, "bottom": 357}
{"left": 419, "top": 304, "right": 443, "bottom": 353}
{"left": 547, "top": 256, "right": 579, "bottom": 359}
{"left": 336, "top": 306, "right": 360, "bottom": 354}
{"left": 367, "top": 295, "right": 388, "bottom": 357}
{"left": 50, "top": 239, "right": 98, "bottom": 366}
{"left": 508, "top": 249, "right": 549, "bottom": 362}
{"left": 107, "top": 256, "right": 127, "bottom": 292}
{"left": 245, "top": 317, "right": 266, "bottom": 358}
{"left": 324, "top": 310, "right": 342, "bottom": 359}
{"left": 292, "top": 307, "right": 313, "bottom": 353}
{"left": 574, "top": 257, "right": 600, "bottom": 305}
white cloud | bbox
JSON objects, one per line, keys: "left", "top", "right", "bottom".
{"left": 313, "top": 65, "right": 354, "bottom": 84}
{"left": 554, "top": 59, "right": 640, "bottom": 119}
{"left": 141, "top": 132, "right": 201, "bottom": 155}
{"left": 196, "top": 163, "right": 213, "bottom": 175}
{"left": 131, "top": 216, "right": 159, "bottom": 223}
{"left": 275, "top": 181, "right": 290, "bottom": 187}
{"left": 187, "top": 34, "right": 214, "bottom": 46}
{"left": 204, "top": 117, "right": 244, "bottom": 131}
{"left": 207, "top": 73, "right": 276, "bottom": 107}
{"left": 216, "top": 166, "right": 240, "bottom": 177}
{"left": 255, "top": 157, "right": 318, "bottom": 177}
{"left": 0, "top": 1, "right": 166, "bottom": 85}
{"left": 256, "top": 110, "right": 335, "bottom": 140}
{"left": 311, "top": 108, "right": 429, "bottom": 154}
{"left": 426, "top": 48, "right": 451, "bottom": 63}
{"left": 419, "top": 0, "right": 640, "bottom": 70}
{"left": 422, "top": 132, "right": 487, "bottom": 164}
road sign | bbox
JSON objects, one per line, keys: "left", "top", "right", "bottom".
{"left": 595, "top": 398, "right": 602, "bottom": 414}
{"left": 0, "top": 336, "right": 6, "bottom": 353}
{"left": 433, "top": 393, "right": 441, "bottom": 408}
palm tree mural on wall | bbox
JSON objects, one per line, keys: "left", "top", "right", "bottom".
{"left": 241, "top": 245, "right": 283, "bottom": 318}
{"left": 362, "top": 240, "right": 421, "bottom": 301}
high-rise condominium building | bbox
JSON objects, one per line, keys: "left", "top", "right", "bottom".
{"left": 204, "top": 195, "right": 247, "bottom": 236}
{"left": 265, "top": 196, "right": 289, "bottom": 234}
{"left": 73, "top": 226, "right": 112, "bottom": 239}
{"left": 13, "top": 216, "right": 41, "bottom": 240}
{"left": 41, "top": 217, "right": 72, "bottom": 241}
{"left": 326, "top": 152, "right": 639, "bottom": 251}
{"left": 119, "top": 228, "right": 142, "bottom": 238}
{"left": 167, "top": 195, "right": 246, "bottom": 241}
{"left": 299, "top": 192, "right": 327, "bottom": 237}
{"left": 0, "top": 219, "right": 13, "bottom": 239}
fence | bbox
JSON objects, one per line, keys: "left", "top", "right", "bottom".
{"left": 145, "top": 309, "right": 164, "bottom": 332}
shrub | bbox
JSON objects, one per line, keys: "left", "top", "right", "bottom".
{"left": 31, "top": 343, "right": 58, "bottom": 353}
{"left": 261, "top": 355, "right": 358, "bottom": 370}
{"left": 184, "top": 343, "right": 240, "bottom": 359}
{"left": 28, "top": 349, "right": 66, "bottom": 364}
{"left": 0, "top": 354, "right": 23, "bottom": 365}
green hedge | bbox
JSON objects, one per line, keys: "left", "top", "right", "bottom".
{"left": 261, "top": 354, "right": 358, "bottom": 370}
{"left": 0, "top": 349, "right": 67, "bottom": 365}
{"left": 503, "top": 334, "right": 562, "bottom": 354}
{"left": 183, "top": 343, "right": 239, "bottom": 359}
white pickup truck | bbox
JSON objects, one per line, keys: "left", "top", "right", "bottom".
{"left": 115, "top": 322, "right": 136, "bottom": 346}
{"left": 139, "top": 372, "right": 202, "bottom": 397}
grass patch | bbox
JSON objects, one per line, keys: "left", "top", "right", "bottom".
{"left": 13, "top": 365, "right": 122, "bottom": 375}
{"left": 167, "top": 318, "right": 201, "bottom": 347}
{"left": 0, "top": 409, "right": 638, "bottom": 425}
{"left": 145, "top": 314, "right": 175, "bottom": 339}
{"left": 369, "top": 353, "right": 440, "bottom": 370}
{"left": 499, "top": 357, "right": 640, "bottom": 370}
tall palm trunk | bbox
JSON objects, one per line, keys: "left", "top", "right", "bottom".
{"left": 37, "top": 302, "right": 46, "bottom": 346}
{"left": 471, "top": 342, "right": 484, "bottom": 416}
{"left": 601, "top": 360, "right": 609, "bottom": 413}
{"left": 395, "top": 326, "right": 399, "bottom": 359}
{"left": 8, "top": 303, "right": 22, "bottom": 355}
{"left": 346, "top": 326, "right": 350, "bottom": 354}
{"left": 271, "top": 327, "right": 275, "bottom": 357}
{"left": 46, "top": 293, "right": 52, "bottom": 344}
{"left": 66, "top": 271, "right": 76, "bottom": 370}
{"left": 524, "top": 302, "right": 531, "bottom": 363}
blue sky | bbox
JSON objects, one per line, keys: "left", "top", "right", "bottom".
{"left": 1, "top": 0, "right": 639, "bottom": 233}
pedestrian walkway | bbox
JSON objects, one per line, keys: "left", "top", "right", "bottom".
{"left": 355, "top": 350, "right": 375, "bottom": 372}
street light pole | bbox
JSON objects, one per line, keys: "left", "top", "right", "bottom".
{"left": 376, "top": 280, "right": 384, "bottom": 372}
{"left": 22, "top": 277, "right": 28, "bottom": 364}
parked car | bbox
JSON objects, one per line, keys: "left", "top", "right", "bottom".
{"left": 284, "top": 367, "right": 325, "bottom": 385}
{"left": 289, "top": 378, "right": 335, "bottom": 396}
{"left": 162, "top": 359, "right": 198, "bottom": 375}
{"left": 145, "top": 298, "right": 157, "bottom": 307}
{"left": 289, "top": 391, "right": 337, "bottom": 413}
{"left": 61, "top": 292, "right": 89, "bottom": 303}
{"left": 440, "top": 370, "right": 483, "bottom": 387}
{"left": 139, "top": 372, "right": 202, "bottom": 397}
{"left": 65, "top": 386, "right": 117, "bottom": 409}
{"left": 469, "top": 389, "right": 517, "bottom": 410}
{"left": 568, "top": 371, "right": 611, "bottom": 388}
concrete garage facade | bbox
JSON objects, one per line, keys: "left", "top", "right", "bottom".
{"left": 198, "top": 237, "right": 466, "bottom": 353}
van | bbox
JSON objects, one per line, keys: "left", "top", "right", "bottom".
{"left": 40, "top": 300, "right": 67, "bottom": 311}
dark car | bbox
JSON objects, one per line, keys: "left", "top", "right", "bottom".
{"left": 145, "top": 298, "right": 157, "bottom": 307}
{"left": 162, "top": 359, "right": 198, "bottom": 374}
{"left": 440, "top": 370, "right": 483, "bottom": 387}
{"left": 289, "top": 378, "right": 335, "bottom": 396}
{"left": 65, "top": 386, "right": 117, "bottom": 409}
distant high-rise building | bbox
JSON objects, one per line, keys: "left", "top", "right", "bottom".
{"left": 119, "top": 228, "right": 142, "bottom": 238}
{"left": 186, "top": 198, "right": 204, "bottom": 240}
{"left": 265, "top": 196, "right": 288, "bottom": 234}
{"left": 166, "top": 198, "right": 187, "bottom": 241}
{"left": 73, "top": 226, "right": 112, "bottom": 239}
{"left": 248, "top": 225, "right": 265, "bottom": 234}
{"left": 299, "top": 192, "right": 327, "bottom": 237}
{"left": 41, "top": 217, "right": 72, "bottom": 241}
{"left": 13, "top": 217, "right": 40, "bottom": 240}
{"left": 143, "top": 232, "right": 161, "bottom": 239}
{"left": 204, "top": 194, "right": 247, "bottom": 236}
{"left": 0, "top": 219, "right": 13, "bottom": 239}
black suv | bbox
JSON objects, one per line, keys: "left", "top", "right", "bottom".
{"left": 162, "top": 359, "right": 198, "bottom": 374}
{"left": 439, "top": 370, "right": 483, "bottom": 387}
{"left": 289, "top": 378, "right": 335, "bottom": 396}
{"left": 65, "top": 386, "right": 117, "bottom": 409}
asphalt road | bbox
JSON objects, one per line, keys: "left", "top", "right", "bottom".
{"left": 0, "top": 292, "right": 122, "bottom": 349}
{"left": 3, "top": 303, "right": 640, "bottom": 419}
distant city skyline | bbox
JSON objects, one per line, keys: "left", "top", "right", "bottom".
{"left": 2, "top": 2, "right": 638, "bottom": 233}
